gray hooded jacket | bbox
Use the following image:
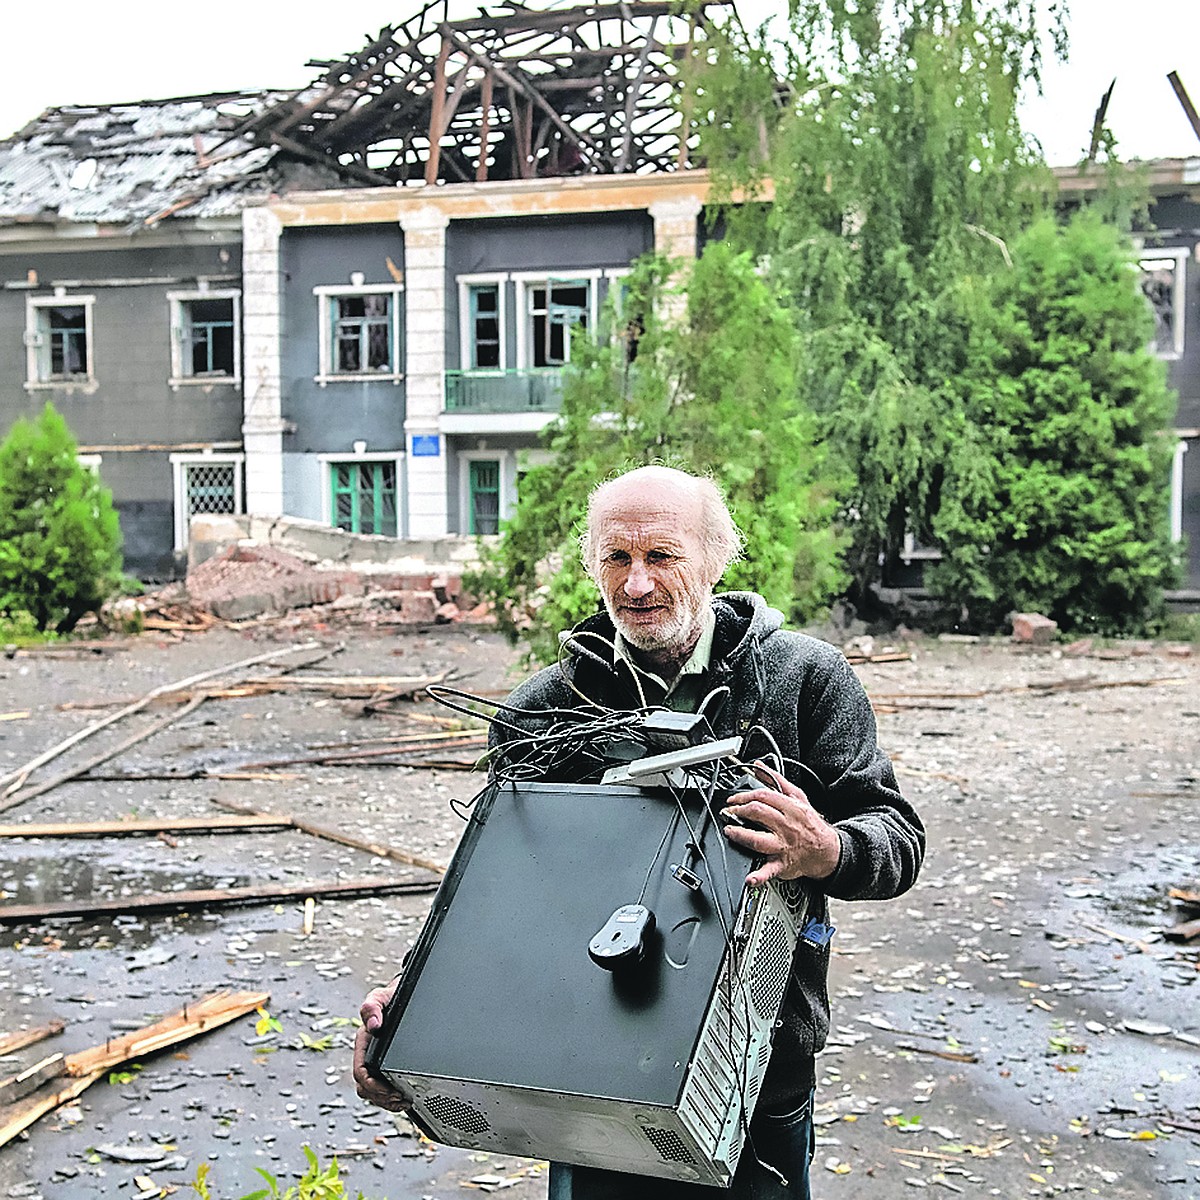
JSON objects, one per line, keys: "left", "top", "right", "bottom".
{"left": 490, "top": 592, "right": 925, "bottom": 1108}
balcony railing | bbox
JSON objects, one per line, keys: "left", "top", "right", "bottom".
{"left": 444, "top": 369, "right": 564, "bottom": 414}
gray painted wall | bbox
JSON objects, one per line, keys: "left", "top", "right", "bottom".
{"left": 0, "top": 239, "right": 242, "bottom": 577}
{"left": 279, "top": 224, "right": 407, "bottom": 455}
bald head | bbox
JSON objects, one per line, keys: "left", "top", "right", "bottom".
{"left": 582, "top": 466, "right": 742, "bottom": 583}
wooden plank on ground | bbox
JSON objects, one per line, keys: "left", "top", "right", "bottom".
{"left": 0, "top": 1020, "right": 65, "bottom": 1056}
{"left": 62, "top": 990, "right": 268, "bottom": 1078}
{"left": 0, "top": 816, "right": 292, "bottom": 839}
{"left": 0, "top": 1067, "right": 104, "bottom": 1149}
{"left": 0, "top": 991, "right": 266, "bottom": 1149}
{"left": 0, "top": 877, "right": 438, "bottom": 924}
{"left": 209, "top": 798, "right": 446, "bottom": 874}
{"left": 0, "top": 1053, "right": 65, "bottom": 1105}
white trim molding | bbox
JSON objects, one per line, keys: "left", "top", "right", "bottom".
{"left": 1138, "top": 246, "right": 1190, "bottom": 360}
{"left": 169, "top": 452, "right": 246, "bottom": 552}
{"left": 315, "top": 448, "right": 407, "bottom": 537}
{"left": 313, "top": 283, "right": 405, "bottom": 385}
{"left": 24, "top": 292, "right": 97, "bottom": 392}
{"left": 167, "top": 286, "right": 242, "bottom": 388}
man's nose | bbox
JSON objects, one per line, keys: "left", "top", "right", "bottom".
{"left": 624, "top": 561, "right": 653, "bottom": 598}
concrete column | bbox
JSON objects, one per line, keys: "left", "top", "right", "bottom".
{"left": 399, "top": 204, "right": 451, "bottom": 537}
{"left": 241, "top": 206, "right": 287, "bottom": 516}
{"left": 649, "top": 196, "right": 702, "bottom": 322}
{"left": 649, "top": 195, "right": 702, "bottom": 262}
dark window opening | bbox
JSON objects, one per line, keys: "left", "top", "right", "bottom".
{"left": 46, "top": 306, "right": 88, "bottom": 378}
{"left": 181, "top": 297, "right": 235, "bottom": 377}
{"left": 470, "top": 284, "right": 501, "bottom": 369}
{"left": 530, "top": 281, "right": 588, "bottom": 367}
{"left": 333, "top": 294, "right": 393, "bottom": 374}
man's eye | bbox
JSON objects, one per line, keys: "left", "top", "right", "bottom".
{"left": 606, "top": 552, "right": 630, "bottom": 565}
{"left": 646, "top": 551, "right": 675, "bottom": 564}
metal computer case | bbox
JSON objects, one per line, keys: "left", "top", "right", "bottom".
{"left": 369, "top": 779, "right": 808, "bottom": 1187}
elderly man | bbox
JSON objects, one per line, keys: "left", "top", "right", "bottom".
{"left": 354, "top": 464, "right": 925, "bottom": 1199}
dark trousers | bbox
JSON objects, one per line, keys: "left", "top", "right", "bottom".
{"left": 547, "top": 1091, "right": 816, "bottom": 1200}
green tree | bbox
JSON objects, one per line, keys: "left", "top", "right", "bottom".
{"left": 691, "top": 0, "right": 1064, "bottom": 609}
{"left": 928, "top": 212, "right": 1179, "bottom": 633}
{"left": 471, "top": 246, "right": 846, "bottom": 663}
{"left": 0, "top": 403, "right": 123, "bottom": 632}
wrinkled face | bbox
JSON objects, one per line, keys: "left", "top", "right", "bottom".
{"left": 590, "top": 482, "right": 714, "bottom": 658}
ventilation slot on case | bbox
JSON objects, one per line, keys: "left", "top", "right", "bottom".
{"left": 776, "top": 879, "right": 808, "bottom": 917}
{"left": 748, "top": 917, "right": 791, "bottom": 1020}
{"left": 425, "top": 1094, "right": 491, "bottom": 1135}
{"left": 642, "top": 1125, "right": 697, "bottom": 1164}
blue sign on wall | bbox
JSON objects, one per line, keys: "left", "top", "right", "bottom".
{"left": 411, "top": 434, "right": 441, "bottom": 458}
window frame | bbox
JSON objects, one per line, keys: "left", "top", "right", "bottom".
{"left": 313, "top": 284, "right": 405, "bottom": 385}
{"left": 1138, "top": 247, "right": 1189, "bottom": 361}
{"left": 24, "top": 293, "right": 96, "bottom": 390}
{"left": 458, "top": 450, "right": 512, "bottom": 536}
{"left": 317, "top": 451, "right": 406, "bottom": 538}
{"left": 457, "top": 273, "right": 509, "bottom": 372}
{"left": 512, "top": 270, "right": 604, "bottom": 371}
{"left": 167, "top": 288, "right": 242, "bottom": 387}
{"left": 169, "top": 453, "right": 246, "bottom": 552}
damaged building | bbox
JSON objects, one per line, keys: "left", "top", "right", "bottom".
{"left": 0, "top": 0, "right": 1198, "bottom": 599}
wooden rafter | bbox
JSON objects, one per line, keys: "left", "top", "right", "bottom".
{"left": 215, "top": 0, "right": 728, "bottom": 187}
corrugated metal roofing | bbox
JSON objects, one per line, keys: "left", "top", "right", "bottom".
{"left": 0, "top": 92, "right": 304, "bottom": 227}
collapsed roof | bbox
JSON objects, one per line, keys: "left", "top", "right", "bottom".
{"left": 217, "top": 0, "right": 731, "bottom": 186}
{"left": 0, "top": 2, "right": 731, "bottom": 231}
{"left": 0, "top": 92, "right": 345, "bottom": 229}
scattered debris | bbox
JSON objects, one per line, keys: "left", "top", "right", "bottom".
{"left": 0, "top": 991, "right": 267, "bottom": 1149}
{"left": 1010, "top": 612, "right": 1058, "bottom": 644}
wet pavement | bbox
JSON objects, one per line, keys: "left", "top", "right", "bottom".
{"left": 0, "top": 621, "right": 1197, "bottom": 1198}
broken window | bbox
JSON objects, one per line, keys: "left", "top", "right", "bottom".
{"left": 528, "top": 280, "right": 590, "bottom": 367}
{"left": 26, "top": 297, "right": 94, "bottom": 384}
{"left": 331, "top": 460, "right": 398, "bottom": 536}
{"left": 334, "top": 294, "right": 392, "bottom": 373}
{"left": 170, "top": 293, "right": 239, "bottom": 382}
{"left": 314, "top": 286, "right": 404, "bottom": 381}
{"left": 1139, "top": 254, "right": 1186, "bottom": 359}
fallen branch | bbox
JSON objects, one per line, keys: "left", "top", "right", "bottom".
{"left": 0, "top": 640, "right": 320, "bottom": 795}
{"left": 0, "top": 877, "right": 438, "bottom": 925}
{"left": 0, "top": 990, "right": 266, "bottom": 1149}
{"left": 0, "top": 693, "right": 208, "bottom": 816}
{"left": 209, "top": 798, "right": 446, "bottom": 874}
{"left": 0, "top": 1020, "right": 65, "bottom": 1057}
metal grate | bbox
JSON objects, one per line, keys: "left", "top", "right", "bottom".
{"left": 642, "top": 1125, "right": 696, "bottom": 1164}
{"left": 748, "top": 916, "right": 791, "bottom": 1021}
{"left": 185, "top": 463, "right": 237, "bottom": 517}
{"left": 424, "top": 1094, "right": 491, "bottom": 1135}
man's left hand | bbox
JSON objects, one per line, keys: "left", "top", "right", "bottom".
{"left": 721, "top": 762, "right": 841, "bottom": 887}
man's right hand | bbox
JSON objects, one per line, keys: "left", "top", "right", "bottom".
{"left": 352, "top": 979, "right": 414, "bottom": 1113}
